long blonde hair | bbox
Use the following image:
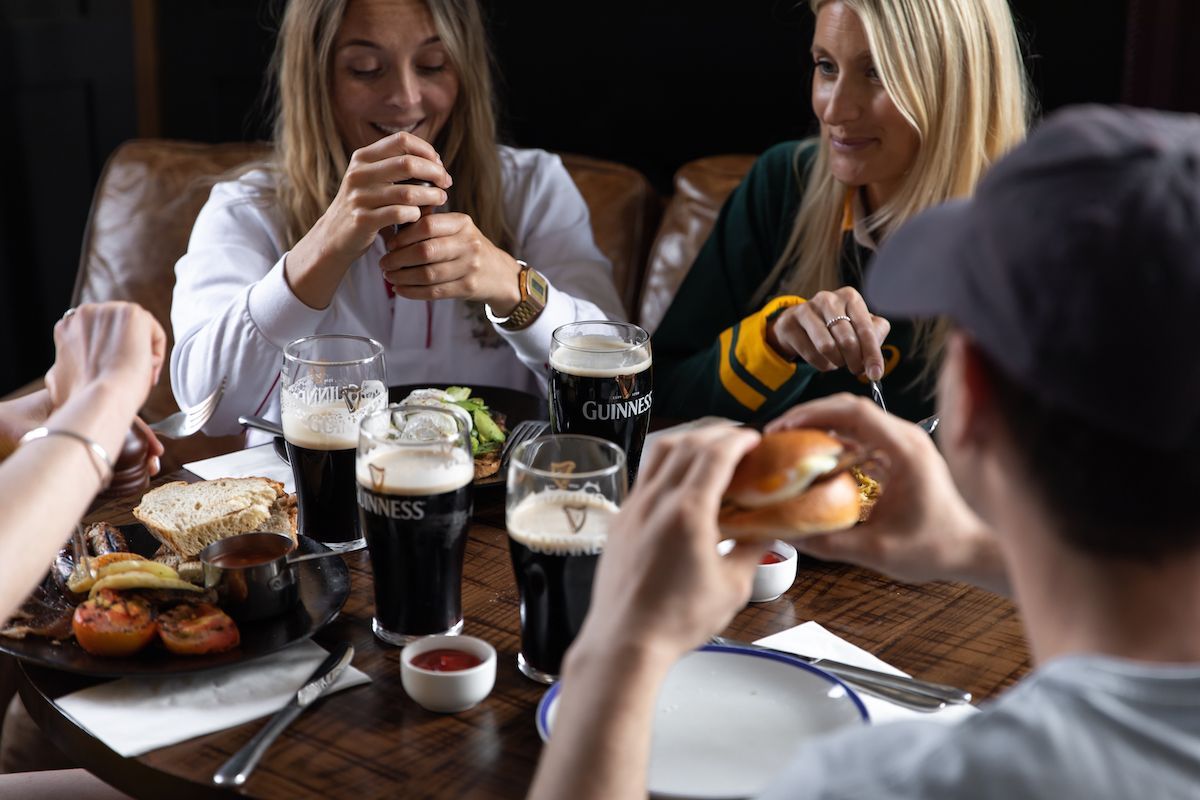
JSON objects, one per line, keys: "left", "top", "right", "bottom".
{"left": 759, "top": 0, "right": 1033, "bottom": 370}
{"left": 267, "top": 0, "right": 511, "bottom": 251}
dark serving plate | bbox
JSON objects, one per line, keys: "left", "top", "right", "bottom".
{"left": 272, "top": 383, "right": 547, "bottom": 490}
{"left": 0, "top": 524, "right": 350, "bottom": 678}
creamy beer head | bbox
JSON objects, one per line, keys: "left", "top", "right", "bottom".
{"left": 281, "top": 378, "right": 388, "bottom": 450}
{"left": 506, "top": 490, "right": 618, "bottom": 555}
{"left": 549, "top": 335, "right": 652, "bottom": 378}
{"left": 356, "top": 446, "right": 474, "bottom": 496}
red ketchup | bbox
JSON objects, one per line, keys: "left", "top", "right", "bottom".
{"left": 410, "top": 648, "right": 483, "bottom": 672}
{"left": 759, "top": 551, "right": 787, "bottom": 565}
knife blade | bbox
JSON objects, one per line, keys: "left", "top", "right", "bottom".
{"left": 709, "top": 636, "right": 971, "bottom": 708}
{"left": 212, "top": 642, "right": 355, "bottom": 787}
{"left": 239, "top": 414, "right": 284, "bottom": 437}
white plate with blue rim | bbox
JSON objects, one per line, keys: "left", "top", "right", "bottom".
{"left": 536, "top": 643, "right": 869, "bottom": 799}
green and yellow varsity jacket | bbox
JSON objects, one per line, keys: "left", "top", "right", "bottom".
{"left": 653, "top": 140, "right": 935, "bottom": 425}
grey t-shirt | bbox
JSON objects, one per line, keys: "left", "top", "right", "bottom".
{"left": 758, "top": 655, "right": 1200, "bottom": 800}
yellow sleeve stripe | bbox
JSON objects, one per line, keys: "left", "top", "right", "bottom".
{"left": 718, "top": 327, "right": 766, "bottom": 411}
{"left": 735, "top": 296, "right": 805, "bottom": 390}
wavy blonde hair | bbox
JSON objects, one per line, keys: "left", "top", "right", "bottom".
{"left": 266, "top": 0, "right": 511, "bottom": 251}
{"left": 757, "top": 0, "right": 1033, "bottom": 374}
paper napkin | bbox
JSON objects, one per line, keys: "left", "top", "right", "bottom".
{"left": 184, "top": 442, "right": 294, "bottom": 492}
{"left": 756, "top": 622, "right": 978, "bottom": 726}
{"left": 54, "top": 640, "right": 370, "bottom": 757}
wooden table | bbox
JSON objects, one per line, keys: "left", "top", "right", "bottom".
{"left": 17, "top": 470, "right": 1030, "bottom": 799}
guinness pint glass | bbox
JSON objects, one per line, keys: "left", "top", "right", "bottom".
{"left": 281, "top": 335, "right": 387, "bottom": 553}
{"left": 357, "top": 405, "right": 474, "bottom": 645}
{"left": 549, "top": 321, "right": 652, "bottom": 485}
{"left": 506, "top": 435, "right": 626, "bottom": 683}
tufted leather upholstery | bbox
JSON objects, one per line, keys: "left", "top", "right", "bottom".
{"left": 73, "top": 140, "right": 273, "bottom": 423}
{"left": 73, "top": 140, "right": 272, "bottom": 470}
{"left": 69, "top": 139, "right": 664, "bottom": 468}
{"left": 636, "top": 154, "right": 756, "bottom": 334}
{"left": 557, "top": 152, "right": 661, "bottom": 317}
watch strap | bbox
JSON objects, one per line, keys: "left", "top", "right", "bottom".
{"left": 486, "top": 261, "right": 548, "bottom": 331}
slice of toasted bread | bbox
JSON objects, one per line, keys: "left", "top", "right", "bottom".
{"left": 133, "top": 478, "right": 295, "bottom": 559}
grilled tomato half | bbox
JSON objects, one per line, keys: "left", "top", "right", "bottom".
{"left": 72, "top": 589, "right": 157, "bottom": 657}
{"left": 157, "top": 603, "right": 240, "bottom": 655}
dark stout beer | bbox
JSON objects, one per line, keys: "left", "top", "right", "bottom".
{"left": 285, "top": 440, "right": 358, "bottom": 547}
{"left": 281, "top": 375, "right": 387, "bottom": 553}
{"left": 506, "top": 490, "right": 618, "bottom": 682}
{"left": 549, "top": 334, "right": 653, "bottom": 485}
{"left": 357, "top": 447, "right": 474, "bottom": 645}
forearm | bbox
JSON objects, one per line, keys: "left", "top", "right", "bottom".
{"left": 942, "top": 519, "right": 1011, "bottom": 596}
{"left": 527, "top": 638, "right": 675, "bottom": 800}
{"left": 0, "top": 389, "right": 52, "bottom": 458}
{"left": 0, "top": 383, "right": 138, "bottom": 620}
{"left": 283, "top": 220, "right": 357, "bottom": 310}
{"left": 171, "top": 262, "right": 329, "bottom": 434}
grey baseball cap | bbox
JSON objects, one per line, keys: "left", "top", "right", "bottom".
{"left": 865, "top": 104, "right": 1200, "bottom": 450}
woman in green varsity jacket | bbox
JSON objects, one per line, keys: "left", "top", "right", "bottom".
{"left": 654, "top": 0, "right": 1034, "bottom": 425}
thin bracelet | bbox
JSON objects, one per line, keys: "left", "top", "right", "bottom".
{"left": 18, "top": 426, "right": 114, "bottom": 488}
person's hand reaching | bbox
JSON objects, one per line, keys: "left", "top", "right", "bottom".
{"left": 571, "top": 426, "right": 768, "bottom": 664}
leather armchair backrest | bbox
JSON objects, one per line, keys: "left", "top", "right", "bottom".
{"left": 558, "top": 152, "right": 661, "bottom": 319}
{"left": 73, "top": 139, "right": 272, "bottom": 423}
{"left": 637, "top": 154, "right": 756, "bottom": 334}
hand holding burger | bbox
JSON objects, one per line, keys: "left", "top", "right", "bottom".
{"left": 718, "top": 428, "right": 867, "bottom": 540}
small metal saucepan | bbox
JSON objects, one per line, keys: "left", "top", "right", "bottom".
{"left": 199, "top": 532, "right": 340, "bottom": 621}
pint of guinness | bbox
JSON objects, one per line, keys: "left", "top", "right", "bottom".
{"left": 505, "top": 435, "right": 626, "bottom": 683}
{"left": 507, "top": 490, "right": 617, "bottom": 681}
{"left": 549, "top": 322, "right": 652, "bottom": 485}
{"left": 282, "top": 335, "right": 387, "bottom": 553}
{"left": 357, "top": 405, "right": 474, "bottom": 645}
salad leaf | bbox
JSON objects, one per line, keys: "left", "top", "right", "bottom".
{"left": 441, "top": 387, "right": 506, "bottom": 456}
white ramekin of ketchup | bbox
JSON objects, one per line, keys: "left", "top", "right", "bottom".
{"left": 749, "top": 541, "right": 798, "bottom": 602}
{"left": 401, "top": 634, "right": 497, "bottom": 713}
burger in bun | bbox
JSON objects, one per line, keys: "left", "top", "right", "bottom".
{"left": 718, "top": 428, "right": 862, "bottom": 540}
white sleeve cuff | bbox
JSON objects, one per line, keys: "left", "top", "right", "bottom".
{"left": 493, "top": 272, "right": 615, "bottom": 370}
{"left": 246, "top": 254, "right": 329, "bottom": 348}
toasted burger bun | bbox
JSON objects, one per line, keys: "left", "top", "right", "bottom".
{"left": 719, "top": 429, "right": 861, "bottom": 541}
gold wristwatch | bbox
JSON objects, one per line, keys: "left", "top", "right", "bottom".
{"left": 486, "top": 260, "right": 548, "bottom": 331}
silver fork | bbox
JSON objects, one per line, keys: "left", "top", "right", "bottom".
{"left": 147, "top": 376, "right": 227, "bottom": 439}
{"left": 499, "top": 419, "right": 550, "bottom": 474}
{"left": 917, "top": 414, "right": 940, "bottom": 435}
{"left": 70, "top": 523, "right": 96, "bottom": 587}
{"left": 868, "top": 379, "right": 888, "bottom": 413}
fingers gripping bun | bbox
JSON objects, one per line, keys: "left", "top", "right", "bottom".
{"left": 719, "top": 429, "right": 861, "bottom": 540}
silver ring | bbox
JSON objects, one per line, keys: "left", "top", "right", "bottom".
{"left": 61, "top": 308, "right": 76, "bottom": 322}
{"left": 825, "top": 315, "right": 852, "bottom": 330}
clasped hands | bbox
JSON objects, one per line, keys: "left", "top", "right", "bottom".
{"left": 319, "top": 131, "right": 523, "bottom": 314}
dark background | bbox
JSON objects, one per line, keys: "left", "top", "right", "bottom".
{"left": 0, "top": 0, "right": 1191, "bottom": 396}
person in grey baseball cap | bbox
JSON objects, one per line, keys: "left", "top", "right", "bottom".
{"left": 527, "top": 104, "right": 1200, "bottom": 800}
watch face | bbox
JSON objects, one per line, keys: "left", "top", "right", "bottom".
{"left": 527, "top": 270, "right": 549, "bottom": 304}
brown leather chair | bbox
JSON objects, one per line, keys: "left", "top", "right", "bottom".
{"left": 637, "top": 154, "right": 756, "bottom": 334}
{"left": 70, "top": 139, "right": 661, "bottom": 469}
{"left": 558, "top": 152, "right": 661, "bottom": 317}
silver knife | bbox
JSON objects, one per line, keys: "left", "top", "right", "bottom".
{"left": 709, "top": 636, "right": 971, "bottom": 710}
{"left": 239, "top": 414, "right": 284, "bottom": 437}
{"left": 212, "top": 643, "right": 355, "bottom": 787}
